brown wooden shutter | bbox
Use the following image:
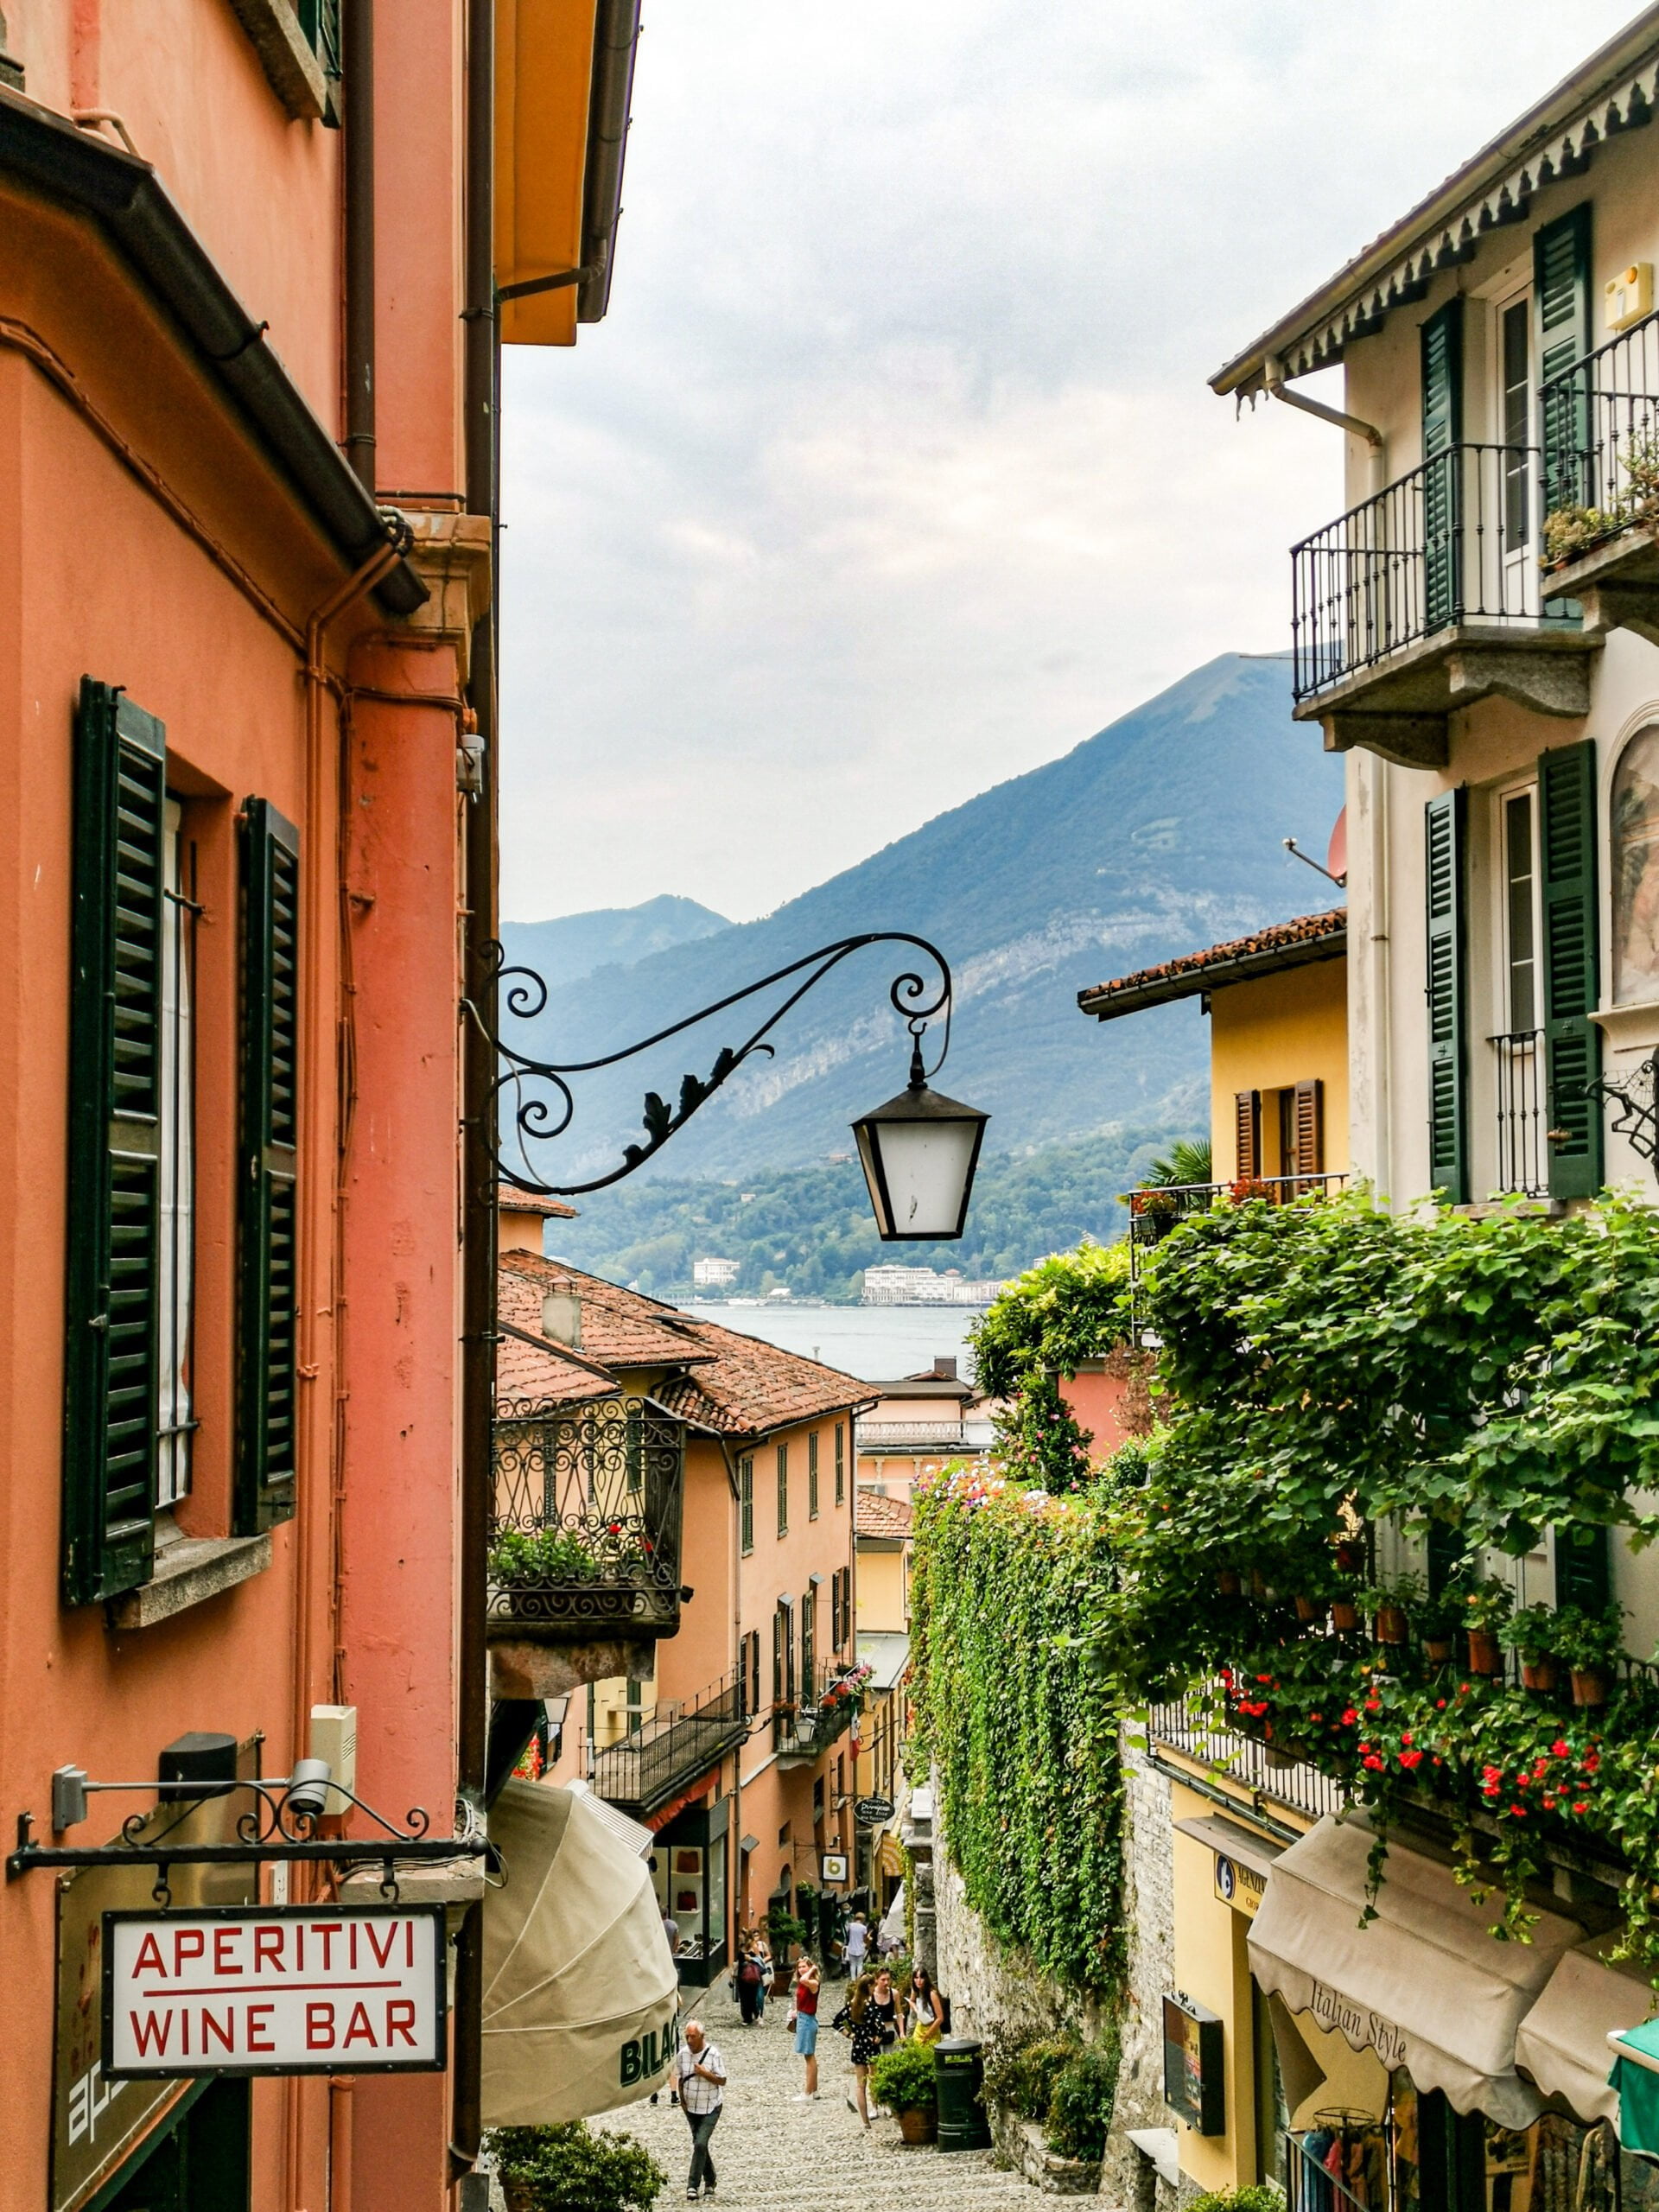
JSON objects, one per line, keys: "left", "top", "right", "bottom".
{"left": 1293, "top": 1080, "right": 1324, "bottom": 1177}
{"left": 1234, "top": 1090, "right": 1262, "bottom": 1180}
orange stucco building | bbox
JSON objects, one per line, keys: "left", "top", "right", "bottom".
{"left": 492, "top": 1221, "right": 872, "bottom": 1986}
{"left": 0, "top": 7, "right": 636, "bottom": 2209}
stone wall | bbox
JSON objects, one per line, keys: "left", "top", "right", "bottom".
{"left": 929, "top": 1738, "right": 1183, "bottom": 2209}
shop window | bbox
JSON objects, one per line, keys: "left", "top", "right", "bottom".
{"left": 1613, "top": 725, "right": 1659, "bottom": 1004}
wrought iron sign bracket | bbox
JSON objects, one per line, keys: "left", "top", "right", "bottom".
{"left": 480, "top": 930, "right": 954, "bottom": 1197}
{"left": 1584, "top": 1051, "right": 1659, "bottom": 1170}
{"left": 9, "top": 1773, "right": 487, "bottom": 1905}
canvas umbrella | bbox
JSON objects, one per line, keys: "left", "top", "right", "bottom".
{"left": 482, "top": 1780, "right": 681, "bottom": 2124}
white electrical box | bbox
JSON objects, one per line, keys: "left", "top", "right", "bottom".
{"left": 308, "top": 1704, "right": 359, "bottom": 1815}
{"left": 1605, "top": 263, "right": 1653, "bottom": 332}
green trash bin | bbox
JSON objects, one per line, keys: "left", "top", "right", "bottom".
{"left": 933, "top": 2036, "right": 991, "bottom": 2152}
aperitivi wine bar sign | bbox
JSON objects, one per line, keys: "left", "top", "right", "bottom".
{"left": 103, "top": 1906, "right": 448, "bottom": 2076}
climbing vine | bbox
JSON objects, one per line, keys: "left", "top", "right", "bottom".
{"left": 910, "top": 1467, "right": 1127, "bottom": 1999}
{"left": 969, "top": 1241, "right": 1135, "bottom": 1491}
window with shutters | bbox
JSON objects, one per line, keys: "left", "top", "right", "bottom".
{"left": 1612, "top": 728, "right": 1659, "bottom": 1005}
{"left": 157, "top": 804, "right": 199, "bottom": 1509}
{"left": 739, "top": 1454, "right": 753, "bottom": 1554}
{"left": 1536, "top": 205, "right": 1592, "bottom": 523}
{"left": 776, "top": 1440, "right": 789, "bottom": 1537}
{"left": 808, "top": 1429, "right": 819, "bottom": 1519}
{"left": 1233, "top": 1090, "right": 1262, "bottom": 1182}
{"left": 1540, "top": 740, "right": 1602, "bottom": 1199}
{"left": 801, "top": 1586, "right": 815, "bottom": 1703}
{"left": 1426, "top": 789, "right": 1470, "bottom": 1205}
{"left": 1421, "top": 299, "right": 1465, "bottom": 630}
{"left": 835, "top": 1423, "right": 845, "bottom": 1504}
{"left": 1488, "top": 781, "right": 1548, "bottom": 1199}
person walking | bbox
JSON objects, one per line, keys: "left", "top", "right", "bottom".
{"left": 734, "top": 1933, "right": 764, "bottom": 2027}
{"left": 674, "top": 2018, "right": 726, "bottom": 2202}
{"left": 842, "top": 1909, "right": 868, "bottom": 1980}
{"left": 789, "top": 1953, "right": 822, "bottom": 2100}
{"left": 832, "top": 1967, "right": 898, "bottom": 2128}
{"left": 906, "top": 1966, "right": 942, "bottom": 2045}
{"left": 753, "top": 1929, "right": 772, "bottom": 2021}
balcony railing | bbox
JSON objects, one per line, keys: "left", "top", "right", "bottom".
{"left": 1490, "top": 1029, "right": 1548, "bottom": 1197}
{"left": 1538, "top": 307, "right": 1659, "bottom": 553}
{"left": 587, "top": 1669, "right": 752, "bottom": 1818}
{"left": 857, "top": 1421, "right": 972, "bottom": 1452}
{"left": 772, "top": 1659, "right": 867, "bottom": 1763}
{"left": 487, "top": 1398, "right": 684, "bottom": 1640}
{"left": 1291, "top": 442, "right": 1555, "bottom": 702}
{"left": 1147, "top": 1694, "right": 1348, "bottom": 1827}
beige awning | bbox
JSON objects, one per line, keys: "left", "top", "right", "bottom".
{"left": 482, "top": 1781, "right": 681, "bottom": 2125}
{"left": 1515, "top": 1936, "right": 1656, "bottom": 2126}
{"left": 1248, "top": 1815, "right": 1580, "bottom": 2131}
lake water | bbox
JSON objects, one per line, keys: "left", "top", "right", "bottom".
{"left": 674, "top": 1301, "right": 980, "bottom": 1384}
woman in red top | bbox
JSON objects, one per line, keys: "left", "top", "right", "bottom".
{"left": 791, "top": 1954, "right": 822, "bottom": 2100}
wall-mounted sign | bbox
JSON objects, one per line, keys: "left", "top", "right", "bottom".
{"left": 854, "top": 1796, "right": 894, "bottom": 1827}
{"left": 104, "top": 1906, "right": 447, "bottom": 2078}
{"left": 819, "top": 1852, "right": 849, "bottom": 1885}
{"left": 1214, "top": 1853, "right": 1267, "bottom": 1920}
{"left": 1162, "top": 1991, "right": 1224, "bottom": 2136}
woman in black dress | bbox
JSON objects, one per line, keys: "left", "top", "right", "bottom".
{"left": 833, "top": 1968, "right": 899, "bottom": 2126}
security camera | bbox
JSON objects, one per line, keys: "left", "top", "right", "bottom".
{"left": 285, "top": 1758, "right": 333, "bottom": 1821}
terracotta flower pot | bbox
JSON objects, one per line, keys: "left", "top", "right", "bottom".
{"left": 1249, "top": 1568, "right": 1270, "bottom": 1601}
{"left": 1375, "top": 1605, "right": 1408, "bottom": 1646}
{"left": 1424, "top": 1636, "right": 1453, "bottom": 1663}
{"left": 1294, "top": 1596, "right": 1321, "bottom": 1624}
{"left": 1331, "top": 1599, "right": 1359, "bottom": 1632}
{"left": 897, "top": 2105, "right": 938, "bottom": 2145}
{"left": 1521, "top": 1657, "right": 1558, "bottom": 1693}
{"left": 502, "top": 2181, "right": 538, "bottom": 2212}
{"left": 1217, "top": 1569, "right": 1242, "bottom": 1597}
{"left": 1467, "top": 1629, "right": 1503, "bottom": 1676}
{"left": 1571, "top": 1667, "right": 1611, "bottom": 1709}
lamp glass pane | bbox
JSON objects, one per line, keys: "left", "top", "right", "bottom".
{"left": 868, "top": 1116, "right": 979, "bottom": 1239}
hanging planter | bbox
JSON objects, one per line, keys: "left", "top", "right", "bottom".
{"left": 1217, "top": 1569, "right": 1242, "bottom": 1597}
{"left": 1331, "top": 1598, "right": 1359, "bottom": 1632}
{"left": 1571, "top": 1667, "right": 1611, "bottom": 1709}
{"left": 1294, "top": 1595, "right": 1322, "bottom": 1624}
{"left": 1467, "top": 1629, "right": 1503, "bottom": 1677}
{"left": 1262, "top": 1744, "right": 1300, "bottom": 1771}
{"left": 1424, "top": 1635, "right": 1454, "bottom": 1664}
{"left": 1521, "top": 1656, "right": 1559, "bottom": 1693}
{"left": 1375, "top": 1606, "right": 1408, "bottom": 1646}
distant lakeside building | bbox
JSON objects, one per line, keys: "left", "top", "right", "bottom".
{"left": 692, "top": 1256, "right": 741, "bottom": 1289}
{"left": 861, "top": 1264, "right": 1007, "bottom": 1308}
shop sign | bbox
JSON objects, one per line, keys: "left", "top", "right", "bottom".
{"left": 54, "top": 1770, "right": 257, "bottom": 2212}
{"left": 1161, "top": 1992, "right": 1225, "bottom": 2136}
{"left": 855, "top": 1795, "right": 894, "bottom": 1827}
{"left": 1303, "top": 1980, "right": 1407, "bottom": 2070}
{"left": 819, "top": 1851, "right": 849, "bottom": 1885}
{"left": 1214, "top": 1853, "right": 1267, "bottom": 1919}
{"left": 104, "top": 1906, "right": 447, "bottom": 2077}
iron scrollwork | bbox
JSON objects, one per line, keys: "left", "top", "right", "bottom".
{"left": 1585, "top": 1052, "right": 1659, "bottom": 1170}
{"left": 481, "top": 931, "right": 954, "bottom": 1196}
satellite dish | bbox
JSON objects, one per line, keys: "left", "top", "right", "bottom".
{"left": 1326, "top": 806, "right": 1347, "bottom": 886}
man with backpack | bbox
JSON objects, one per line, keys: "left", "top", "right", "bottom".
{"left": 734, "top": 1932, "right": 765, "bottom": 2025}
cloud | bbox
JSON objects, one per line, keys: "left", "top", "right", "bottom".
{"left": 498, "top": 0, "right": 1636, "bottom": 922}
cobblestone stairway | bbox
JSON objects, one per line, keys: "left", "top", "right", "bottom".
{"left": 594, "top": 1984, "right": 1061, "bottom": 2209}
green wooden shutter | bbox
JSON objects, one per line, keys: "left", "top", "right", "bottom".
{"left": 235, "top": 799, "right": 300, "bottom": 1535}
{"left": 1539, "top": 740, "right": 1604, "bottom": 1199}
{"left": 1426, "top": 788, "right": 1469, "bottom": 1204}
{"left": 64, "top": 679, "right": 166, "bottom": 1604}
{"left": 1554, "top": 1524, "right": 1611, "bottom": 1614}
{"left": 1421, "top": 300, "right": 1465, "bottom": 632}
{"left": 1536, "top": 205, "right": 1592, "bottom": 521}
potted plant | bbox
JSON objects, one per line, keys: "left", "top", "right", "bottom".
{"left": 1329, "top": 1585, "right": 1362, "bottom": 1633}
{"left": 1552, "top": 1603, "right": 1626, "bottom": 1708}
{"left": 1503, "top": 1604, "right": 1561, "bottom": 1692}
{"left": 1462, "top": 1581, "right": 1513, "bottom": 1677}
{"left": 487, "top": 1525, "right": 600, "bottom": 1605}
{"left": 872, "top": 2036, "right": 939, "bottom": 2144}
{"left": 766, "top": 1903, "right": 807, "bottom": 1986}
{"left": 485, "top": 2124, "right": 665, "bottom": 2212}
{"left": 1367, "top": 1572, "right": 1425, "bottom": 1649}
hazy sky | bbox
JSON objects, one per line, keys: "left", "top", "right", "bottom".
{"left": 498, "top": 0, "right": 1637, "bottom": 925}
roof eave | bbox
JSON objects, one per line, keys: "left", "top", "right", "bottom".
{"left": 1079, "top": 925, "right": 1347, "bottom": 1021}
{"left": 1211, "top": 3, "right": 1659, "bottom": 398}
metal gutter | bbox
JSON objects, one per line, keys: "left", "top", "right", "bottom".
{"left": 1212, "top": 3, "right": 1659, "bottom": 398}
{"left": 0, "top": 83, "right": 423, "bottom": 614}
{"left": 577, "top": 0, "right": 642, "bottom": 324}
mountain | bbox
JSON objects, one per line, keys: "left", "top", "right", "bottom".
{"left": 496, "top": 652, "right": 1344, "bottom": 1199}
{"left": 499, "top": 895, "right": 729, "bottom": 985}
{"left": 545, "top": 1127, "right": 1198, "bottom": 1301}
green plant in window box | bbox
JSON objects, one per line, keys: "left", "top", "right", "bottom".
{"left": 1502, "top": 1604, "right": 1563, "bottom": 1690}
{"left": 1547, "top": 1602, "right": 1626, "bottom": 1707}
{"left": 487, "top": 1526, "right": 601, "bottom": 1589}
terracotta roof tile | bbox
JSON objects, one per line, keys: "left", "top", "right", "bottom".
{"left": 1078, "top": 906, "right": 1345, "bottom": 1020}
{"left": 496, "top": 1330, "right": 618, "bottom": 1414}
{"left": 856, "top": 1488, "right": 914, "bottom": 1539}
{"left": 498, "top": 1184, "right": 580, "bottom": 1219}
{"left": 654, "top": 1314, "right": 870, "bottom": 1440}
{"left": 497, "top": 1253, "right": 709, "bottom": 1370}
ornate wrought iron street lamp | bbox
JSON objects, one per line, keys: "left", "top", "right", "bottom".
{"left": 486, "top": 931, "right": 988, "bottom": 1240}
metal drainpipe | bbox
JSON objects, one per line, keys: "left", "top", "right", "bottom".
{"left": 1262, "top": 353, "right": 1389, "bottom": 495}
{"left": 451, "top": 0, "right": 496, "bottom": 2176}
{"left": 342, "top": 0, "right": 375, "bottom": 491}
